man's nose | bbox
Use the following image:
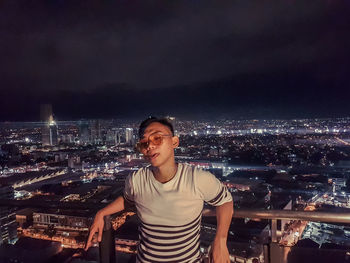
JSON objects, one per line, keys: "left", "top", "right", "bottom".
{"left": 146, "top": 140, "right": 156, "bottom": 150}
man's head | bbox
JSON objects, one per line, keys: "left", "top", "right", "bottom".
{"left": 138, "top": 117, "right": 174, "bottom": 139}
{"left": 137, "top": 117, "right": 179, "bottom": 168}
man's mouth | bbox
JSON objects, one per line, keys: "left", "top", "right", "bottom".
{"left": 147, "top": 153, "right": 159, "bottom": 160}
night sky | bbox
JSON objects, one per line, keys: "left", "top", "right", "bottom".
{"left": 1, "top": 0, "right": 350, "bottom": 121}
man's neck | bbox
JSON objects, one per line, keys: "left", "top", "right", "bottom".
{"left": 152, "top": 162, "right": 178, "bottom": 184}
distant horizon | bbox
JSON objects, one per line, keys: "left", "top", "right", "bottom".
{"left": 1, "top": 115, "right": 350, "bottom": 124}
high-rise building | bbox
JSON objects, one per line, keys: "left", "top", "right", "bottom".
{"left": 42, "top": 115, "right": 58, "bottom": 146}
{"left": 48, "top": 117, "right": 58, "bottom": 146}
{"left": 91, "top": 120, "right": 102, "bottom": 144}
{"left": 78, "top": 121, "right": 90, "bottom": 145}
{"left": 106, "top": 128, "right": 124, "bottom": 145}
{"left": 41, "top": 126, "right": 51, "bottom": 146}
{"left": 41, "top": 104, "right": 58, "bottom": 146}
{"left": 0, "top": 185, "right": 17, "bottom": 245}
{"left": 116, "top": 128, "right": 123, "bottom": 145}
{"left": 125, "top": 128, "right": 134, "bottom": 145}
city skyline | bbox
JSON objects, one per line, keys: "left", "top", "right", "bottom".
{"left": 1, "top": 115, "right": 350, "bottom": 262}
{"left": 1, "top": 1, "right": 350, "bottom": 121}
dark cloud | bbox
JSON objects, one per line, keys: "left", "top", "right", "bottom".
{"left": 0, "top": 0, "right": 349, "bottom": 120}
{"left": 1, "top": 65, "right": 349, "bottom": 121}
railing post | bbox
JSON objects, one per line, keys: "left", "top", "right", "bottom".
{"left": 271, "top": 219, "right": 278, "bottom": 243}
{"left": 269, "top": 219, "right": 284, "bottom": 263}
{"left": 99, "top": 215, "right": 116, "bottom": 263}
{"left": 263, "top": 243, "right": 270, "bottom": 263}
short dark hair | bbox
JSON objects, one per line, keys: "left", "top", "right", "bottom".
{"left": 138, "top": 116, "right": 174, "bottom": 138}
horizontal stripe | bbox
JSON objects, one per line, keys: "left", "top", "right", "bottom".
{"left": 140, "top": 214, "right": 201, "bottom": 234}
{"left": 139, "top": 225, "right": 200, "bottom": 247}
{"left": 207, "top": 186, "right": 224, "bottom": 204}
{"left": 139, "top": 233, "right": 199, "bottom": 253}
{"left": 140, "top": 227, "right": 197, "bottom": 240}
{"left": 137, "top": 247, "right": 151, "bottom": 263}
{"left": 139, "top": 242, "right": 200, "bottom": 262}
{"left": 140, "top": 212, "right": 202, "bottom": 229}
{"left": 138, "top": 231, "right": 200, "bottom": 262}
{"left": 140, "top": 220, "right": 200, "bottom": 240}
{"left": 210, "top": 190, "right": 225, "bottom": 206}
{"left": 139, "top": 239, "right": 199, "bottom": 260}
{"left": 137, "top": 213, "right": 202, "bottom": 263}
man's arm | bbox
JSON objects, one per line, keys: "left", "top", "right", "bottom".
{"left": 211, "top": 200, "right": 234, "bottom": 263}
{"left": 85, "top": 196, "right": 126, "bottom": 250}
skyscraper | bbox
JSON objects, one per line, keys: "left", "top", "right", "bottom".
{"left": 41, "top": 104, "right": 58, "bottom": 146}
{"left": 0, "top": 185, "right": 17, "bottom": 245}
{"left": 106, "top": 129, "right": 117, "bottom": 145}
{"left": 125, "top": 128, "right": 134, "bottom": 145}
{"left": 48, "top": 116, "right": 58, "bottom": 146}
{"left": 91, "top": 120, "right": 102, "bottom": 144}
{"left": 42, "top": 126, "right": 51, "bottom": 146}
{"left": 79, "top": 121, "right": 90, "bottom": 145}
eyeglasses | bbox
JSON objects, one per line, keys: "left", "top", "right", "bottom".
{"left": 136, "top": 133, "right": 173, "bottom": 152}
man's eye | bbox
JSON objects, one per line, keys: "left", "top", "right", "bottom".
{"left": 154, "top": 136, "right": 163, "bottom": 142}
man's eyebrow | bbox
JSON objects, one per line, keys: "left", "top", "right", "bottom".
{"left": 141, "top": 130, "right": 164, "bottom": 139}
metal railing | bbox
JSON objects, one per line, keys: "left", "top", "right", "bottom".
{"left": 99, "top": 209, "right": 350, "bottom": 263}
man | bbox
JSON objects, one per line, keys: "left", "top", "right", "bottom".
{"left": 85, "top": 117, "right": 233, "bottom": 263}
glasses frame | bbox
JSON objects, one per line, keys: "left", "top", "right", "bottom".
{"left": 136, "top": 133, "right": 173, "bottom": 152}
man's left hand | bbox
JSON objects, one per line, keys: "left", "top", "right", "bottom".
{"left": 210, "top": 238, "right": 230, "bottom": 263}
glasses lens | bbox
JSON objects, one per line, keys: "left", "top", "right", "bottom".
{"left": 137, "top": 134, "right": 167, "bottom": 151}
{"left": 150, "top": 134, "right": 163, "bottom": 145}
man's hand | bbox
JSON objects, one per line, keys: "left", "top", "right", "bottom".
{"left": 85, "top": 212, "right": 105, "bottom": 251}
{"left": 210, "top": 237, "right": 230, "bottom": 263}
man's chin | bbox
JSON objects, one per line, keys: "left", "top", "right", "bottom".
{"left": 149, "top": 160, "right": 160, "bottom": 167}
{"left": 149, "top": 158, "right": 163, "bottom": 168}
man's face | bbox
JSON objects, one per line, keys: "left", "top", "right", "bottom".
{"left": 139, "top": 122, "right": 179, "bottom": 168}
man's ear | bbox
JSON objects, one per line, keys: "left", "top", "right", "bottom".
{"left": 172, "top": 136, "right": 179, "bottom": 148}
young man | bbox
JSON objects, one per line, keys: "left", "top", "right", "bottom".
{"left": 85, "top": 117, "right": 233, "bottom": 263}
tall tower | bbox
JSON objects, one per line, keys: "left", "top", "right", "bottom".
{"left": 0, "top": 185, "right": 17, "bottom": 245}
{"left": 91, "top": 120, "right": 102, "bottom": 144}
{"left": 41, "top": 104, "right": 58, "bottom": 146}
{"left": 79, "top": 121, "right": 90, "bottom": 145}
{"left": 125, "top": 128, "right": 134, "bottom": 145}
{"left": 48, "top": 115, "right": 58, "bottom": 145}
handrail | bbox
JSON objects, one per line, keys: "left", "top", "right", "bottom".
{"left": 202, "top": 208, "right": 350, "bottom": 224}
{"left": 100, "top": 208, "right": 350, "bottom": 263}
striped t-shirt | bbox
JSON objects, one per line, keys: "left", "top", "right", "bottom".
{"left": 124, "top": 163, "right": 232, "bottom": 263}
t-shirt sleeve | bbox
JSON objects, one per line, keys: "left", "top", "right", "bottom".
{"left": 123, "top": 172, "right": 135, "bottom": 204}
{"left": 196, "top": 169, "right": 232, "bottom": 206}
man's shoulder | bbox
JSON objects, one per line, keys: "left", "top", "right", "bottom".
{"left": 178, "top": 163, "right": 210, "bottom": 181}
{"left": 180, "top": 163, "right": 209, "bottom": 175}
{"left": 128, "top": 165, "right": 151, "bottom": 181}
{"left": 180, "top": 163, "right": 208, "bottom": 176}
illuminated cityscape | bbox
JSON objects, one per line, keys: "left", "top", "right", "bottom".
{"left": 1, "top": 116, "right": 350, "bottom": 262}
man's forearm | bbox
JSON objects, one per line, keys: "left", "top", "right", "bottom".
{"left": 97, "top": 196, "right": 125, "bottom": 217}
{"left": 215, "top": 201, "right": 234, "bottom": 241}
